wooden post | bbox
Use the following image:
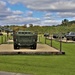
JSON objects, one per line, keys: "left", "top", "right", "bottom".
{"left": 51, "top": 35, "right": 52, "bottom": 47}
{"left": 5, "top": 35, "right": 7, "bottom": 43}
{"left": 38, "top": 35, "right": 41, "bottom": 43}
{"left": 0, "top": 36, "right": 1, "bottom": 45}
{"left": 45, "top": 37, "right": 46, "bottom": 44}
{"left": 60, "top": 36, "right": 62, "bottom": 52}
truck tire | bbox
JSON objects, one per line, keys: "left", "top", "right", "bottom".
{"left": 72, "top": 38, "right": 75, "bottom": 41}
{"left": 14, "top": 44, "right": 17, "bottom": 49}
{"left": 67, "top": 38, "right": 69, "bottom": 40}
{"left": 33, "top": 44, "right": 37, "bottom": 49}
{"left": 14, "top": 44, "right": 20, "bottom": 49}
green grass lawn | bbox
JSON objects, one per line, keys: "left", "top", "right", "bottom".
{"left": 0, "top": 36, "right": 75, "bottom": 75}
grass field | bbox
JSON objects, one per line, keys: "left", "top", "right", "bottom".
{"left": 0, "top": 36, "right": 75, "bottom": 75}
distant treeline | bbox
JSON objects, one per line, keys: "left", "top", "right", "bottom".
{"left": 1, "top": 19, "right": 75, "bottom": 34}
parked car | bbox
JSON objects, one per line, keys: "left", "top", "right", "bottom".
{"left": 44, "top": 33, "right": 49, "bottom": 37}
{"left": 65, "top": 32, "right": 75, "bottom": 41}
{"left": 53, "top": 33, "right": 64, "bottom": 39}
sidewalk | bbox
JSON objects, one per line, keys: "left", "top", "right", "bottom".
{"left": 0, "top": 71, "right": 31, "bottom": 75}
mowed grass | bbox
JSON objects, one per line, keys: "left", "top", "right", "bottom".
{"left": 0, "top": 36, "right": 75, "bottom": 75}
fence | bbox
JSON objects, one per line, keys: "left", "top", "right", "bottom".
{"left": 38, "top": 35, "right": 62, "bottom": 52}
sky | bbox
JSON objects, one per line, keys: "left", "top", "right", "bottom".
{"left": 0, "top": 0, "right": 75, "bottom": 26}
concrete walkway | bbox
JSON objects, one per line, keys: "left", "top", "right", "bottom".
{"left": 0, "top": 71, "right": 31, "bottom": 75}
{"left": 0, "top": 40, "right": 65, "bottom": 55}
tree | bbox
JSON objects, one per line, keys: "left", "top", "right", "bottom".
{"left": 62, "top": 19, "right": 69, "bottom": 26}
{"left": 29, "top": 24, "right": 33, "bottom": 27}
{"left": 24, "top": 24, "right": 27, "bottom": 28}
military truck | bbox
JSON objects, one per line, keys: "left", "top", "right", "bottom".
{"left": 65, "top": 32, "right": 75, "bottom": 41}
{"left": 13, "top": 30, "right": 37, "bottom": 49}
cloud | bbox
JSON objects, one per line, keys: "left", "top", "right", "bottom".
{"left": 7, "top": 0, "right": 75, "bottom": 12}
{"left": 41, "top": 19, "right": 61, "bottom": 26}
{"left": 25, "top": 11, "right": 33, "bottom": 17}
{"left": 1, "top": 0, "right": 75, "bottom": 25}
{"left": 0, "top": 0, "right": 40, "bottom": 25}
{"left": 0, "top": 1, "right": 11, "bottom": 17}
{"left": 1, "top": 14, "right": 40, "bottom": 25}
{"left": 57, "top": 12, "right": 75, "bottom": 18}
{"left": 0, "top": 0, "right": 6, "bottom": 7}
{"left": 43, "top": 12, "right": 55, "bottom": 20}
{"left": 40, "top": 12, "right": 61, "bottom": 26}
{"left": 13, "top": 10, "right": 23, "bottom": 15}
{"left": 6, "top": 0, "right": 21, "bottom": 4}
{"left": 41, "top": 18, "right": 61, "bottom": 26}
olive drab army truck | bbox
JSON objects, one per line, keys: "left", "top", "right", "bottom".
{"left": 13, "top": 31, "right": 37, "bottom": 49}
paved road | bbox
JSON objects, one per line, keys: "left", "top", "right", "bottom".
{"left": 0, "top": 71, "right": 31, "bottom": 75}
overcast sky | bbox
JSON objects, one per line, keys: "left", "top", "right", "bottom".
{"left": 0, "top": 0, "right": 75, "bottom": 26}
